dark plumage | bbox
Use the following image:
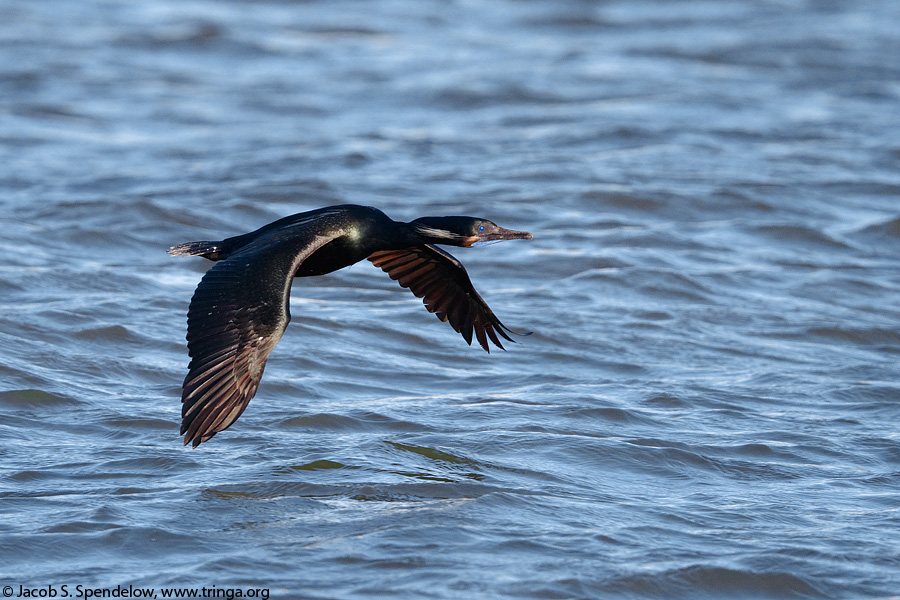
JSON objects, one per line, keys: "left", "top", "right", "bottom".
{"left": 169, "top": 204, "right": 533, "bottom": 447}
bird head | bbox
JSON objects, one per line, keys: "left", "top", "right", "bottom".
{"left": 410, "top": 216, "right": 533, "bottom": 247}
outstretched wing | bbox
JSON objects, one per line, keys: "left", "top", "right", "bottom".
{"left": 368, "top": 244, "right": 518, "bottom": 352}
{"left": 180, "top": 232, "right": 336, "bottom": 447}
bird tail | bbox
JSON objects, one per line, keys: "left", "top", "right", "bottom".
{"left": 167, "top": 240, "right": 227, "bottom": 261}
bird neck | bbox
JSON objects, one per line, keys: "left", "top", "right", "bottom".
{"left": 407, "top": 217, "right": 471, "bottom": 247}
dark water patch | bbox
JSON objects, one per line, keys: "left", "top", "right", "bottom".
{"left": 274, "top": 460, "right": 351, "bottom": 474}
{"left": 11, "top": 103, "right": 99, "bottom": 124}
{"left": 827, "top": 384, "right": 900, "bottom": 405}
{"left": 385, "top": 441, "right": 479, "bottom": 466}
{"left": 103, "top": 417, "right": 176, "bottom": 431}
{"left": 0, "top": 273, "right": 35, "bottom": 295}
{"left": 7, "top": 469, "right": 67, "bottom": 483}
{"left": 92, "top": 526, "right": 203, "bottom": 557}
{"left": 499, "top": 114, "right": 584, "bottom": 128}
{"left": 583, "top": 188, "right": 787, "bottom": 224}
{"left": 388, "top": 469, "right": 484, "bottom": 485}
{"left": 855, "top": 215, "right": 900, "bottom": 243}
{"left": 0, "top": 389, "right": 79, "bottom": 407}
{"left": 638, "top": 270, "right": 713, "bottom": 304}
{"left": 703, "top": 442, "right": 819, "bottom": 468}
{"left": 820, "top": 181, "right": 900, "bottom": 199}
{"left": 0, "top": 135, "right": 47, "bottom": 150}
{"left": 600, "top": 565, "right": 825, "bottom": 599}
{"left": 602, "top": 230, "right": 715, "bottom": 253}
{"left": 521, "top": 347, "right": 646, "bottom": 376}
{"left": 114, "top": 21, "right": 226, "bottom": 50}
{"left": 95, "top": 455, "right": 197, "bottom": 474}
{"left": 643, "top": 392, "right": 686, "bottom": 409}
{"left": 710, "top": 188, "right": 777, "bottom": 213}
{"left": 460, "top": 395, "right": 564, "bottom": 408}
{"left": 794, "top": 275, "right": 899, "bottom": 310}
{"left": 200, "top": 482, "right": 342, "bottom": 502}
{"left": 0, "top": 68, "right": 43, "bottom": 92}
{"left": 71, "top": 324, "right": 139, "bottom": 343}
{"left": 239, "top": 178, "right": 342, "bottom": 205}
{"left": 847, "top": 436, "right": 900, "bottom": 467}
{"left": 581, "top": 190, "right": 664, "bottom": 213}
{"left": 431, "top": 83, "right": 574, "bottom": 110}
{"left": 66, "top": 174, "right": 151, "bottom": 194}
{"left": 565, "top": 406, "right": 660, "bottom": 426}
{"left": 0, "top": 534, "right": 90, "bottom": 562}
{"left": 112, "top": 487, "right": 173, "bottom": 496}
{"left": 42, "top": 521, "right": 123, "bottom": 534}
{"left": 727, "top": 443, "right": 779, "bottom": 458}
{"left": 569, "top": 266, "right": 715, "bottom": 305}
{"left": 857, "top": 473, "right": 900, "bottom": 490}
{"left": 631, "top": 310, "right": 673, "bottom": 321}
{"left": 520, "top": 13, "right": 615, "bottom": 31}
{"left": 622, "top": 438, "right": 810, "bottom": 481}
{"left": 276, "top": 411, "right": 431, "bottom": 433}
{"left": 204, "top": 480, "right": 506, "bottom": 503}
{"left": 806, "top": 326, "right": 900, "bottom": 347}
{"left": 753, "top": 224, "right": 852, "bottom": 250}
{"left": 295, "top": 26, "right": 389, "bottom": 39}
{"left": 380, "top": 442, "right": 489, "bottom": 484}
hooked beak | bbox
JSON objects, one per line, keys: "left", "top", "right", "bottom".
{"left": 468, "top": 226, "right": 534, "bottom": 247}
{"left": 491, "top": 227, "right": 533, "bottom": 241}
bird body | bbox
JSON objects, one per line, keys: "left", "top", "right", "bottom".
{"left": 169, "top": 204, "right": 532, "bottom": 448}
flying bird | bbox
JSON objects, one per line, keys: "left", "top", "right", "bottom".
{"left": 169, "top": 204, "right": 533, "bottom": 447}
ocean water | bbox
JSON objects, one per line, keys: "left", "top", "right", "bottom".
{"left": 2, "top": 0, "right": 900, "bottom": 598}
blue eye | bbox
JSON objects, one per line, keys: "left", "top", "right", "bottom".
{"left": 478, "top": 225, "right": 484, "bottom": 232}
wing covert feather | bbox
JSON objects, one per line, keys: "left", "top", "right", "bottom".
{"left": 368, "top": 245, "right": 517, "bottom": 352}
{"left": 180, "top": 232, "right": 336, "bottom": 447}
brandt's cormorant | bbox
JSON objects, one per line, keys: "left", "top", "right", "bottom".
{"left": 169, "top": 204, "right": 533, "bottom": 447}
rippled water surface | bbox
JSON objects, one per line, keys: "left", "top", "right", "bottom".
{"left": 2, "top": 0, "right": 900, "bottom": 598}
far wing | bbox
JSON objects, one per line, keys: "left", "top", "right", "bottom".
{"left": 368, "top": 245, "right": 517, "bottom": 352}
{"left": 180, "top": 232, "right": 335, "bottom": 447}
